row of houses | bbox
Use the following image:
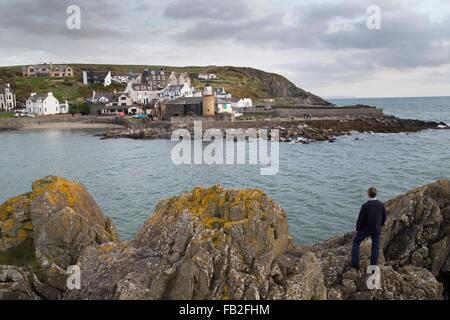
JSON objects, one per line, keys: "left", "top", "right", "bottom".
{"left": 22, "top": 63, "right": 74, "bottom": 78}
{"left": 21, "top": 62, "right": 217, "bottom": 83}
{"left": 0, "top": 82, "right": 68, "bottom": 115}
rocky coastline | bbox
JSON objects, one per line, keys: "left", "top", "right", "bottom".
{"left": 0, "top": 176, "right": 449, "bottom": 300}
{"left": 101, "top": 115, "right": 449, "bottom": 144}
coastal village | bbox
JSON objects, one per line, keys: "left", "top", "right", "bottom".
{"left": 1, "top": 62, "right": 447, "bottom": 143}
{"left": 1, "top": 62, "right": 254, "bottom": 120}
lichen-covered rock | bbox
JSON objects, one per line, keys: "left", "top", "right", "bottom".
{"left": 0, "top": 176, "right": 119, "bottom": 299}
{"left": 1, "top": 177, "right": 449, "bottom": 300}
{"left": 29, "top": 176, "right": 118, "bottom": 268}
{"left": 309, "top": 180, "right": 450, "bottom": 300}
{"left": 0, "top": 194, "right": 33, "bottom": 251}
{"left": 65, "top": 185, "right": 293, "bottom": 300}
{"left": 383, "top": 180, "right": 450, "bottom": 276}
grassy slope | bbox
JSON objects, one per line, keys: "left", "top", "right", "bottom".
{"left": 0, "top": 64, "right": 328, "bottom": 105}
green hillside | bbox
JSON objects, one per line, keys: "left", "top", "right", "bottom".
{"left": 0, "top": 64, "right": 330, "bottom": 105}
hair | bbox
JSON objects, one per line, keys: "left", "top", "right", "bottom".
{"left": 368, "top": 187, "right": 378, "bottom": 198}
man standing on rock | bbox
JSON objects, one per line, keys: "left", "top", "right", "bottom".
{"left": 351, "top": 187, "right": 387, "bottom": 269}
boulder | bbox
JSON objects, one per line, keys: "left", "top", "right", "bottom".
{"left": 1, "top": 177, "right": 449, "bottom": 300}
{"left": 0, "top": 176, "right": 119, "bottom": 299}
{"left": 66, "top": 185, "right": 293, "bottom": 300}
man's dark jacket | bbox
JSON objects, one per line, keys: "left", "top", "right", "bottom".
{"left": 356, "top": 199, "right": 387, "bottom": 234}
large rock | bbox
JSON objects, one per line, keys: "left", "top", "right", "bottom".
{"left": 0, "top": 194, "right": 33, "bottom": 251}
{"left": 1, "top": 177, "right": 449, "bottom": 300}
{"left": 29, "top": 176, "right": 118, "bottom": 269}
{"left": 309, "top": 180, "right": 450, "bottom": 300}
{"left": 0, "top": 176, "right": 119, "bottom": 299}
{"left": 65, "top": 185, "right": 296, "bottom": 300}
{"left": 383, "top": 180, "right": 450, "bottom": 275}
{"left": 0, "top": 266, "right": 40, "bottom": 300}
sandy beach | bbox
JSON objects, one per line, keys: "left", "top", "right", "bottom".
{"left": 21, "top": 122, "right": 124, "bottom": 130}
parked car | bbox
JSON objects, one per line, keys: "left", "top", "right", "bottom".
{"left": 14, "top": 109, "right": 26, "bottom": 117}
{"left": 16, "top": 111, "right": 35, "bottom": 118}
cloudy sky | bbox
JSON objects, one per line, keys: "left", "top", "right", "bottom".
{"left": 1, "top": 0, "right": 449, "bottom": 98}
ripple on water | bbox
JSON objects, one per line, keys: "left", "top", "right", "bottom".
{"left": 1, "top": 110, "right": 450, "bottom": 244}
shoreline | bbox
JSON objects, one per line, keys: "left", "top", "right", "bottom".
{"left": 20, "top": 122, "right": 124, "bottom": 130}
{"left": 100, "top": 115, "right": 450, "bottom": 143}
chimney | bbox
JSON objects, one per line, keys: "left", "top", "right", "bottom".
{"left": 92, "top": 90, "right": 96, "bottom": 100}
{"left": 48, "top": 92, "right": 53, "bottom": 97}
{"left": 31, "top": 93, "right": 36, "bottom": 97}
{"left": 6, "top": 83, "right": 10, "bottom": 88}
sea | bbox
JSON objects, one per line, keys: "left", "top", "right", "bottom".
{"left": 1, "top": 96, "right": 449, "bottom": 244}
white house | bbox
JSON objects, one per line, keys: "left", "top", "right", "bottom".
{"left": 112, "top": 72, "right": 142, "bottom": 84}
{"left": 198, "top": 73, "right": 217, "bottom": 80}
{"left": 89, "top": 91, "right": 134, "bottom": 115}
{"left": 125, "top": 83, "right": 159, "bottom": 105}
{"left": 0, "top": 83, "right": 16, "bottom": 111}
{"left": 237, "top": 98, "right": 253, "bottom": 108}
{"left": 90, "top": 91, "right": 132, "bottom": 107}
{"left": 26, "top": 92, "right": 67, "bottom": 115}
{"left": 160, "top": 83, "right": 193, "bottom": 101}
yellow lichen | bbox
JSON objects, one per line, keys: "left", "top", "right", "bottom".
{"left": 17, "top": 229, "right": 29, "bottom": 240}
{"left": 2, "top": 219, "right": 16, "bottom": 233}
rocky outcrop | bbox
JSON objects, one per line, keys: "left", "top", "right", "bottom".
{"left": 65, "top": 186, "right": 294, "bottom": 300}
{"left": 309, "top": 180, "right": 450, "bottom": 300}
{"left": 101, "top": 116, "right": 447, "bottom": 143}
{"left": 0, "top": 178, "right": 449, "bottom": 300}
{"left": 0, "top": 176, "right": 119, "bottom": 299}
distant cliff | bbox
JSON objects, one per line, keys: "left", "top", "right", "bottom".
{"left": 1, "top": 176, "right": 449, "bottom": 300}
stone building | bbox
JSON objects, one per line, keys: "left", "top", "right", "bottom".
{"left": 168, "top": 72, "right": 191, "bottom": 87}
{"left": 142, "top": 68, "right": 167, "bottom": 89}
{"left": 22, "top": 63, "right": 73, "bottom": 77}
{"left": 202, "top": 85, "right": 215, "bottom": 117}
{"left": 159, "top": 97, "right": 203, "bottom": 120}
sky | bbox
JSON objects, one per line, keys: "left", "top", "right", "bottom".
{"left": 0, "top": 0, "right": 449, "bottom": 98}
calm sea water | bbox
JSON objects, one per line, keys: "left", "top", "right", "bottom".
{"left": 1, "top": 96, "right": 450, "bottom": 244}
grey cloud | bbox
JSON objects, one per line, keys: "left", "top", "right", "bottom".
{"left": 165, "top": 0, "right": 253, "bottom": 21}
{"left": 171, "top": 0, "right": 450, "bottom": 71}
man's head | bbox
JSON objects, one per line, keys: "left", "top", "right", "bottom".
{"left": 368, "top": 187, "right": 378, "bottom": 199}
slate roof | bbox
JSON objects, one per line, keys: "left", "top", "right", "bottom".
{"left": 28, "top": 94, "right": 48, "bottom": 102}
{"left": 165, "top": 97, "right": 203, "bottom": 105}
